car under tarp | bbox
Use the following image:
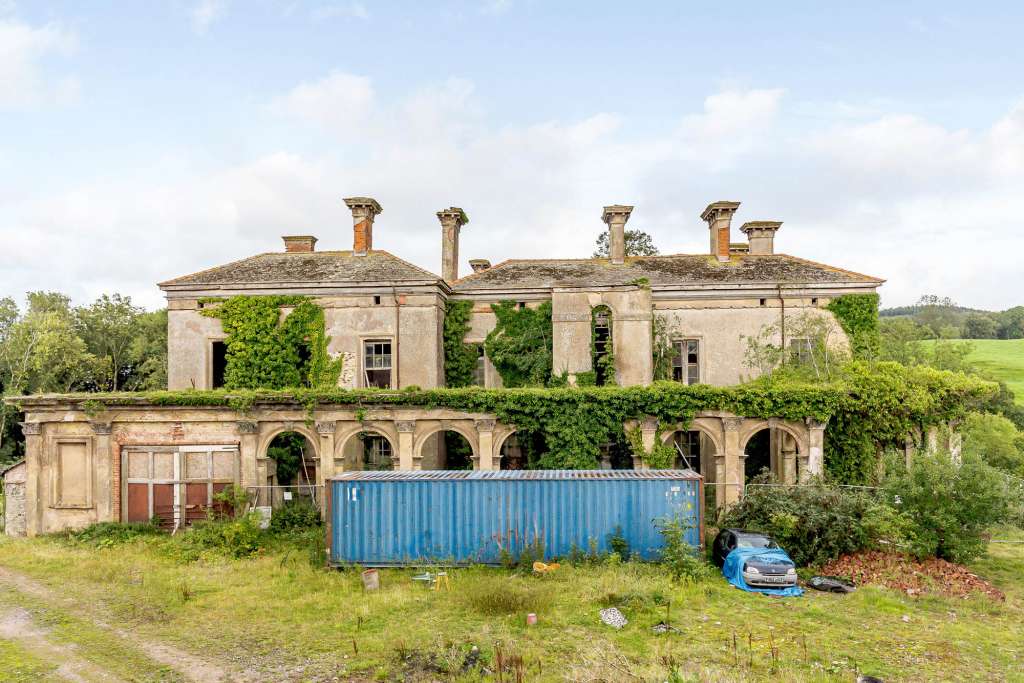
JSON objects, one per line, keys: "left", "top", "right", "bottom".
{"left": 722, "top": 547, "right": 804, "bottom": 597}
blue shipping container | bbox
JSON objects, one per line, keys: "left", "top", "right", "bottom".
{"left": 327, "top": 470, "right": 703, "bottom": 567}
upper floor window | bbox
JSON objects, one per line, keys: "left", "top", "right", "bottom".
{"left": 211, "top": 341, "right": 227, "bottom": 389}
{"left": 592, "top": 305, "right": 613, "bottom": 386}
{"left": 472, "top": 345, "right": 486, "bottom": 387}
{"left": 672, "top": 339, "right": 700, "bottom": 385}
{"left": 363, "top": 340, "right": 392, "bottom": 388}
{"left": 789, "top": 338, "right": 813, "bottom": 365}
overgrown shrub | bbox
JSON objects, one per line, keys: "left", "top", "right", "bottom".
{"left": 268, "top": 499, "right": 321, "bottom": 533}
{"left": 656, "top": 516, "right": 712, "bottom": 582}
{"left": 179, "top": 513, "right": 263, "bottom": 559}
{"left": 461, "top": 574, "right": 555, "bottom": 615}
{"left": 882, "top": 451, "right": 1012, "bottom": 563}
{"left": 62, "top": 521, "right": 163, "bottom": 548}
{"left": 719, "top": 474, "right": 911, "bottom": 566}
{"left": 962, "top": 412, "right": 1024, "bottom": 476}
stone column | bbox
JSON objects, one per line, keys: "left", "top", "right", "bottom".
{"left": 21, "top": 422, "right": 42, "bottom": 537}
{"left": 90, "top": 421, "right": 113, "bottom": 522}
{"left": 637, "top": 417, "right": 659, "bottom": 471}
{"left": 804, "top": 418, "right": 826, "bottom": 479}
{"left": 237, "top": 421, "right": 260, "bottom": 504}
{"left": 948, "top": 422, "right": 963, "bottom": 465}
{"left": 720, "top": 417, "right": 743, "bottom": 509}
{"left": 475, "top": 419, "right": 496, "bottom": 470}
{"left": 315, "top": 421, "right": 335, "bottom": 507}
{"left": 396, "top": 421, "right": 416, "bottom": 470}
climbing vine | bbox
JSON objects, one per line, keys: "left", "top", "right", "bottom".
{"left": 49, "top": 361, "right": 996, "bottom": 478}
{"left": 826, "top": 293, "right": 880, "bottom": 359}
{"left": 626, "top": 425, "right": 677, "bottom": 469}
{"left": 443, "top": 300, "right": 478, "bottom": 388}
{"left": 483, "top": 301, "right": 553, "bottom": 387}
{"left": 200, "top": 296, "right": 342, "bottom": 390}
{"left": 591, "top": 305, "right": 616, "bottom": 386}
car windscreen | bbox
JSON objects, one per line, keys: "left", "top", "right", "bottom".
{"left": 735, "top": 534, "right": 776, "bottom": 549}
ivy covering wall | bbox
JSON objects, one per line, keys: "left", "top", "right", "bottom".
{"left": 199, "top": 296, "right": 342, "bottom": 390}
{"left": 483, "top": 301, "right": 553, "bottom": 387}
{"left": 442, "top": 300, "right": 478, "bottom": 388}
{"left": 59, "top": 361, "right": 995, "bottom": 478}
{"left": 826, "top": 293, "right": 881, "bottom": 359}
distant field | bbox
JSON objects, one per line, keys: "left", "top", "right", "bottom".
{"left": 925, "top": 339, "right": 1024, "bottom": 402}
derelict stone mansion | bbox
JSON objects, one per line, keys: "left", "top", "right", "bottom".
{"left": 7, "top": 195, "right": 886, "bottom": 535}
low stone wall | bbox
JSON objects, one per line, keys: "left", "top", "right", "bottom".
{"left": 3, "top": 481, "right": 26, "bottom": 537}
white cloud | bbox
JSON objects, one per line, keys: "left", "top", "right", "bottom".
{"left": 190, "top": 0, "right": 228, "bottom": 34}
{"left": 0, "top": 18, "right": 78, "bottom": 109}
{"left": 4, "top": 75, "right": 1024, "bottom": 311}
{"left": 481, "top": 0, "right": 512, "bottom": 15}
{"left": 311, "top": 2, "right": 369, "bottom": 21}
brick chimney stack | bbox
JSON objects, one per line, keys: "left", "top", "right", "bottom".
{"left": 601, "top": 205, "right": 634, "bottom": 265}
{"left": 740, "top": 221, "right": 782, "bottom": 255}
{"left": 437, "top": 207, "right": 468, "bottom": 281}
{"left": 701, "top": 201, "right": 741, "bottom": 262}
{"left": 282, "top": 235, "right": 317, "bottom": 253}
{"left": 344, "top": 197, "right": 382, "bottom": 256}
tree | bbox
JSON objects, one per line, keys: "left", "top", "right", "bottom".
{"left": 997, "top": 306, "right": 1024, "bottom": 340}
{"left": 963, "top": 313, "right": 998, "bottom": 339}
{"left": 962, "top": 412, "right": 1024, "bottom": 477}
{"left": 75, "top": 294, "right": 143, "bottom": 391}
{"left": 124, "top": 309, "right": 168, "bottom": 390}
{"left": 593, "top": 230, "right": 659, "bottom": 258}
{"left": 914, "top": 294, "right": 961, "bottom": 337}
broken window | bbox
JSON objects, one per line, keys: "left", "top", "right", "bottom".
{"left": 363, "top": 435, "right": 393, "bottom": 470}
{"left": 363, "top": 340, "right": 392, "bottom": 388}
{"left": 789, "top": 338, "right": 813, "bottom": 365}
{"left": 673, "top": 431, "right": 701, "bottom": 473}
{"left": 592, "top": 305, "right": 613, "bottom": 386}
{"left": 672, "top": 339, "right": 700, "bottom": 385}
{"left": 472, "top": 344, "right": 486, "bottom": 387}
{"left": 211, "top": 340, "right": 227, "bottom": 388}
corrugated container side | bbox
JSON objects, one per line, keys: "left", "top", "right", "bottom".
{"left": 329, "top": 472, "right": 701, "bottom": 567}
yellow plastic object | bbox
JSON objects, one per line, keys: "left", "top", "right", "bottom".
{"left": 532, "top": 561, "right": 560, "bottom": 574}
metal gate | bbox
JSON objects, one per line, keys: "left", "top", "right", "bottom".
{"left": 122, "top": 445, "right": 239, "bottom": 530}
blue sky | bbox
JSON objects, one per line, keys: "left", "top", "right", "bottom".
{"left": 2, "top": 1, "right": 1024, "bottom": 310}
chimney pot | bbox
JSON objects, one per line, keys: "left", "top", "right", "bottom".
{"left": 437, "top": 207, "right": 468, "bottom": 281}
{"left": 343, "top": 196, "right": 383, "bottom": 256}
{"left": 469, "top": 259, "right": 491, "bottom": 273}
{"left": 601, "top": 204, "right": 634, "bottom": 265}
{"left": 740, "top": 221, "right": 783, "bottom": 255}
{"left": 700, "top": 201, "right": 741, "bottom": 262}
{"left": 282, "top": 235, "right": 318, "bottom": 253}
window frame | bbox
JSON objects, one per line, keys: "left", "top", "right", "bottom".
{"left": 671, "top": 338, "right": 701, "bottom": 385}
{"left": 789, "top": 337, "right": 813, "bottom": 365}
{"left": 361, "top": 338, "right": 394, "bottom": 389}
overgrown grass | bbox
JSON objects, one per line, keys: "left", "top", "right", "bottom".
{"left": 0, "top": 639, "right": 57, "bottom": 682}
{"left": 924, "top": 338, "right": 1024, "bottom": 403}
{"left": 0, "top": 528, "right": 1022, "bottom": 681}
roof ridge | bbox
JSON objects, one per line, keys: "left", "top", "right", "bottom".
{"left": 372, "top": 250, "right": 442, "bottom": 280}
{"left": 774, "top": 253, "right": 885, "bottom": 283}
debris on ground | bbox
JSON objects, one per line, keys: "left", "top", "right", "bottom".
{"left": 599, "top": 607, "right": 627, "bottom": 629}
{"left": 651, "top": 622, "right": 681, "bottom": 634}
{"left": 820, "top": 551, "right": 1005, "bottom": 601}
{"left": 532, "top": 561, "right": 560, "bottom": 574}
{"left": 806, "top": 575, "right": 856, "bottom": 593}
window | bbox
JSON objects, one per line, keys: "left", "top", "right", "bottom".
{"left": 373, "top": 295, "right": 381, "bottom": 305}
{"left": 211, "top": 341, "right": 227, "bottom": 389}
{"left": 363, "top": 340, "right": 393, "bottom": 388}
{"left": 472, "top": 345, "right": 486, "bottom": 387}
{"left": 671, "top": 339, "right": 700, "bottom": 384}
{"left": 759, "top": 298, "right": 767, "bottom": 307}
{"left": 517, "top": 302, "right": 527, "bottom": 310}
{"left": 592, "top": 306, "right": 612, "bottom": 386}
{"left": 811, "top": 297, "right": 818, "bottom": 306}
{"left": 673, "top": 431, "right": 701, "bottom": 472}
{"left": 363, "top": 435, "right": 393, "bottom": 470}
{"left": 790, "top": 338, "right": 813, "bottom": 365}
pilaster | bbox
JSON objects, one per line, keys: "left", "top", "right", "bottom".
{"left": 396, "top": 421, "right": 416, "bottom": 470}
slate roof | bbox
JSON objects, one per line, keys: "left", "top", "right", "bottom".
{"left": 452, "top": 254, "right": 883, "bottom": 291}
{"left": 159, "top": 250, "right": 441, "bottom": 288}
{"left": 0, "top": 458, "right": 24, "bottom": 477}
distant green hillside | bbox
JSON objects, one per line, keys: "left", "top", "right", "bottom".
{"left": 923, "top": 339, "right": 1024, "bottom": 403}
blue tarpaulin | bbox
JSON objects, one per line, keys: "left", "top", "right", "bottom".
{"left": 722, "top": 547, "right": 804, "bottom": 597}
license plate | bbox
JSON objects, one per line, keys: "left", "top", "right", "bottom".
{"left": 762, "top": 576, "right": 788, "bottom": 583}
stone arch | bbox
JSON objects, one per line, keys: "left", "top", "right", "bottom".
{"left": 739, "top": 419, "right": 809, "bottom": 484}
{"left": 494, "top": 428, "right": 526, "bottom": 470}
{"left": 412, "top": 422, "right": 480, "bottom": 462}
{"left": 738, "top": 419, "right": 808, "bottom": 456}
{"left": 258, "top": 424, "right": 320, "bottom": 462}
{"left": 336, "top": 425, "right": 398, "bottom": 471}
{"left": 659, "top": 419, "right": 724, "bottom": 455}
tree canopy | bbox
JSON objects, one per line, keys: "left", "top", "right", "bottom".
{"left": 593, "top": 230, "right": 659, "bottom": 258}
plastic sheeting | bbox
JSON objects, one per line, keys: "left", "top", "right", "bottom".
{"left": 721, "top": 547, "right": 804, "bottom": 597}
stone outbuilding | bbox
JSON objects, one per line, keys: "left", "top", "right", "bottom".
{"left": 2, "top": 459, "right": 26, "bottom": 537}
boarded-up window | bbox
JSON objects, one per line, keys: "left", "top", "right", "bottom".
{"left": 54, "top": 440, "right": 91, "bottom": 508}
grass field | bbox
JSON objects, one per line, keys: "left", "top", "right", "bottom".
{"left": 0, "top": 530, "right": 1022, "bottom": 682}
{"left": 924, "top": 338, "right": 1024, "bottom": 402}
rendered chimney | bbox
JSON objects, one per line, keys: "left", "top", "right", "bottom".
{"left": 740, "top": 221, "right": 783, "bottom": 255}
{"left": 700, "top": 201, "right": 741, "bottom": 262}
{"left": 437, "top": 207, "right": 468, "bottom": 281}
{"left": 469, "top": 259, "right": 491, "bottom": 273}
{"left": 281, "top": 235, "right": 318, "bottom": 253}
{"left": 601, "top": 205, "right": 634, "bottom": 265}
{"left": 343, "top": 197, "right": 383, "bottom": 256}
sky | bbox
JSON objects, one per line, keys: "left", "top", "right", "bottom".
{"left": 2, "top": 1, "right": 1024, "bottom": 311}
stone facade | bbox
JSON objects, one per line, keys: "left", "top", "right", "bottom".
{"left": 2, "top": 460, "right": 26, "bottom": 537}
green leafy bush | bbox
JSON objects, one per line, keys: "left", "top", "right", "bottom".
{"left": 962, "top": 412, "right": 1024, "bottom": 476}
{"left": 656, "top": 517, "right": 712, "bottom": 582}
{"left": 882, "top": 451, "right": 1012, "bottom": 563}
{"left": 719, "top": 475, "right": 911, "bottom": 566}
{"left": 179, "top": 513, "right": 263, "bottom": 559}
{"left": 268, "top": 500, "right": 321, "bottom": 533}
{"left": 62, "top": 521, "right": 163, "bottom": 548}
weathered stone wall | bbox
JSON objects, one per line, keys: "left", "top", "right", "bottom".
{"left": 3, "top": 462, "right": 26, "bottom": 537}
{"left": 167, "top": 293, "right": 445, "bottom": 391}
